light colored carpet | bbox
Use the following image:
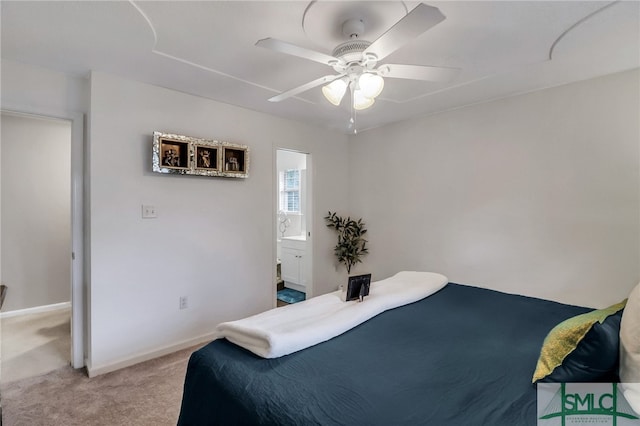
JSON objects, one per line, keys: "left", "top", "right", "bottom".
{"left": 1, "top": 309, "right": 71, "bottom": 383}
{"left": 1, "top": 345, "right": 201, "bottom": 425}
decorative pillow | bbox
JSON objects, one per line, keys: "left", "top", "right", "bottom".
{"left": 532, "top": 300, "right": 626, "bottom": 383}
{"left": 620, "top": 282, "right": 640, "bottom": 414}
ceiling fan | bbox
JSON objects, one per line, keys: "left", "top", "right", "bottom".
{"left": 256, "top": 3, "right": 459, "bottom": 112}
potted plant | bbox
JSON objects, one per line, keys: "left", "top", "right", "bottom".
{"left": 325, "top": 211, "right": 370, "bottom": 300}
{"left": 324, "top": 211, "right": 369, "bottom": 274}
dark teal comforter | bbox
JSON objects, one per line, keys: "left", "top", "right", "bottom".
{"left": 177, "top": 283, "right": 589, "bottom": 425}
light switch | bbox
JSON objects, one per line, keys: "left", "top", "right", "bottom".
{"left": 142, "top": 205, "right": 157, "bottom": 219}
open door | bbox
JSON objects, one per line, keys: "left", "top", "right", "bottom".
{"left": 275, "top": 149, "right": 313, "bottom": 306}
{"left": 0, "top": 108, "right": 84, "bottom": 371}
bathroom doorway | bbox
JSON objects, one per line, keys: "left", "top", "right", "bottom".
{"left": 275, "top": 149, "right": 312, "bottom": 307}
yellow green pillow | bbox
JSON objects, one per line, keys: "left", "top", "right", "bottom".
{"left": 532, "top": 300, "right": 626, "bottom": 383}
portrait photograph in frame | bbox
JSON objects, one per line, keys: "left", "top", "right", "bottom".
{"left": 159, "top": 138, "right": 190, "bottom": 170}
{"left": 194, "top": 144, "right": 219, "bottom": 172}
{"left": 345, "top": 274, "right": 372, "bottom": 301}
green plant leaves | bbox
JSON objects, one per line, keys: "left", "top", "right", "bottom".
{"left": 325, "top": 211, "right": 369, "bottom": 274}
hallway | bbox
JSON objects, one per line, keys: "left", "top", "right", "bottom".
{"left": 1, "top": 309, "right": 70, "bottom": 384}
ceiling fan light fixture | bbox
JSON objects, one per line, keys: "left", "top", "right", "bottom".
{"left": 322, "top": 78, "right": 348, "bottom": 106}
{"left": 353, "top": 89, "right": 375, "bottom": 110}
{"left": 358, "top": 73, "right": 384, "bottom": 99}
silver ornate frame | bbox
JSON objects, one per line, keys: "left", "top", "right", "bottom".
{"left": 152, "top": 131, "right": 249, "bottom": 178}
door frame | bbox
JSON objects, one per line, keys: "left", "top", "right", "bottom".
{"left": 1, "top": 103, "right": 85, "bottom": 368}
{"left": 274, "top": 148, "right": 314, "bottom": 305}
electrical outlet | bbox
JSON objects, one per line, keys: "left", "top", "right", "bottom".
{"left": 142, "top": 205, "right": 157, "bottom": 219}
{"left": 179, "top": 296, "right": 188, "bottom": 310}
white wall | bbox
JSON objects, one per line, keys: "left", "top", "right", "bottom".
{"left": 1, "top": 59, "right": 88, "bottom": 365}
{"left": 277, "top": 149, "right": 307, "bottom": 172}
{"left": 6, "top": 58, "right": 638, "bottom": 372}
{"left": 88, "top": 72, "right": 348, "bottom": 372}
{"left": 349, "top": 69, "right": 640, "bottom": 308}
{"left": 0, "top": 60, "right": 89, "bottom": 115}
{"left": 1, "top": 113, "right": 71, "bottom": 311}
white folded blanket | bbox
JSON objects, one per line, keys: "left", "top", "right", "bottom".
{"left": 216, "top": 271, "right": 448, "bottom": 358}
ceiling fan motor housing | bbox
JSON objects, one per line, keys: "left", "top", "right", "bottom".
{"left": 331, "top": 40, "right": 376, "bottom": 72}
{"left": 259, "top": 3, "right": 455, "bottom": 107}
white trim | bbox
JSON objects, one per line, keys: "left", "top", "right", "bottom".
{"left": 85, "top": 331, "right": 218, "bottom": 378}
{"left": 304, "top": 156, "right": 314, "bottom": 298}
{"left": 1, "top": 301, "right": 71, "bottom": 319}
{"left": 1, "top": 102, "right": 85, "bottom": 369}
{"left": 273, "top": 145, "right": 278, "bottom": 309}
{"left": 283, "top": 282, "right": 307, "bottom": 293}
{"left": 69, "top": 109, "right": 85, "bottom": 369}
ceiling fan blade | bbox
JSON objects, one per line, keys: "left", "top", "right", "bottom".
{"left": 364, "top": 3, "right": 445, "bottom": 62}
{"left": 378, "top": 64, "right": 459, "bottom": 82}
{"left": 256, "top": 38, "right": 338, "bottom": 66}
{"left": 269, "top": 75, "right": 340, "bottom": 102}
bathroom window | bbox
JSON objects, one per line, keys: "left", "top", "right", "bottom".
{"left": 279, "top": 169, "right": 300, "bottom": 213}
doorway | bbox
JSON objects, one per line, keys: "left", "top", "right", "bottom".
{"left": 275, "top": 149, "right": 312, "bottom": 307}
{"left": 0, "top": 110, "right": 83, "bottom": 379}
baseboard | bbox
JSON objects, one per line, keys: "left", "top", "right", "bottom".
{"left": 86, "top": 331, "right": 219, "bottom": 378}
{"left": 0, "top": 301, "right": 71, "bottom": 319}
{"left": 284, "top": 282, "right": 306, "bottom": 293}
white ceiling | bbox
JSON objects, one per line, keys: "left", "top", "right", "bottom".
{"left": 2, "top": 1, "right": 639, "bottom": 134}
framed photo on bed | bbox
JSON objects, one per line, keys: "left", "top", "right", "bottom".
{"left": 152, "top": 132, "right": 249, "bottom": 178}
{"left": 345, "top": 273, "right": 371, "bottom": 301}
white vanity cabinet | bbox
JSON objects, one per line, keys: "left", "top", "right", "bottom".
{"left": 281, "top": 236, "right": 306, "bottom": 292}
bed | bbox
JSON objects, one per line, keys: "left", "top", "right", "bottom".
{"left": 177, "top": 282, "right": 595, "bottom": 425}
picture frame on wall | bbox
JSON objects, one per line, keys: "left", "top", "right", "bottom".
{"left": 194, "top": 144, "right": 219, "bottom": 172}
{"left": 222, "top": 146, "right": 248, "bottom": 175}
{"left": 159, "top": 138, "right": 190, "bottom": 170}
{"left": 152, "top": 131, "right": 249, "bottom": 178}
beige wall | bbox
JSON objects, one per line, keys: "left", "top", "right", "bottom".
{"left": 4, "top": 57, "right": 639, "bottom": 372}
{"left": 349, "top": 69, "right": 640, "bottom": 308}
{"left": 1, "top": 112, "right": 71, "bottom": 311}
{"left": 87, "top": 72, "right": 349, "bottom": 371}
